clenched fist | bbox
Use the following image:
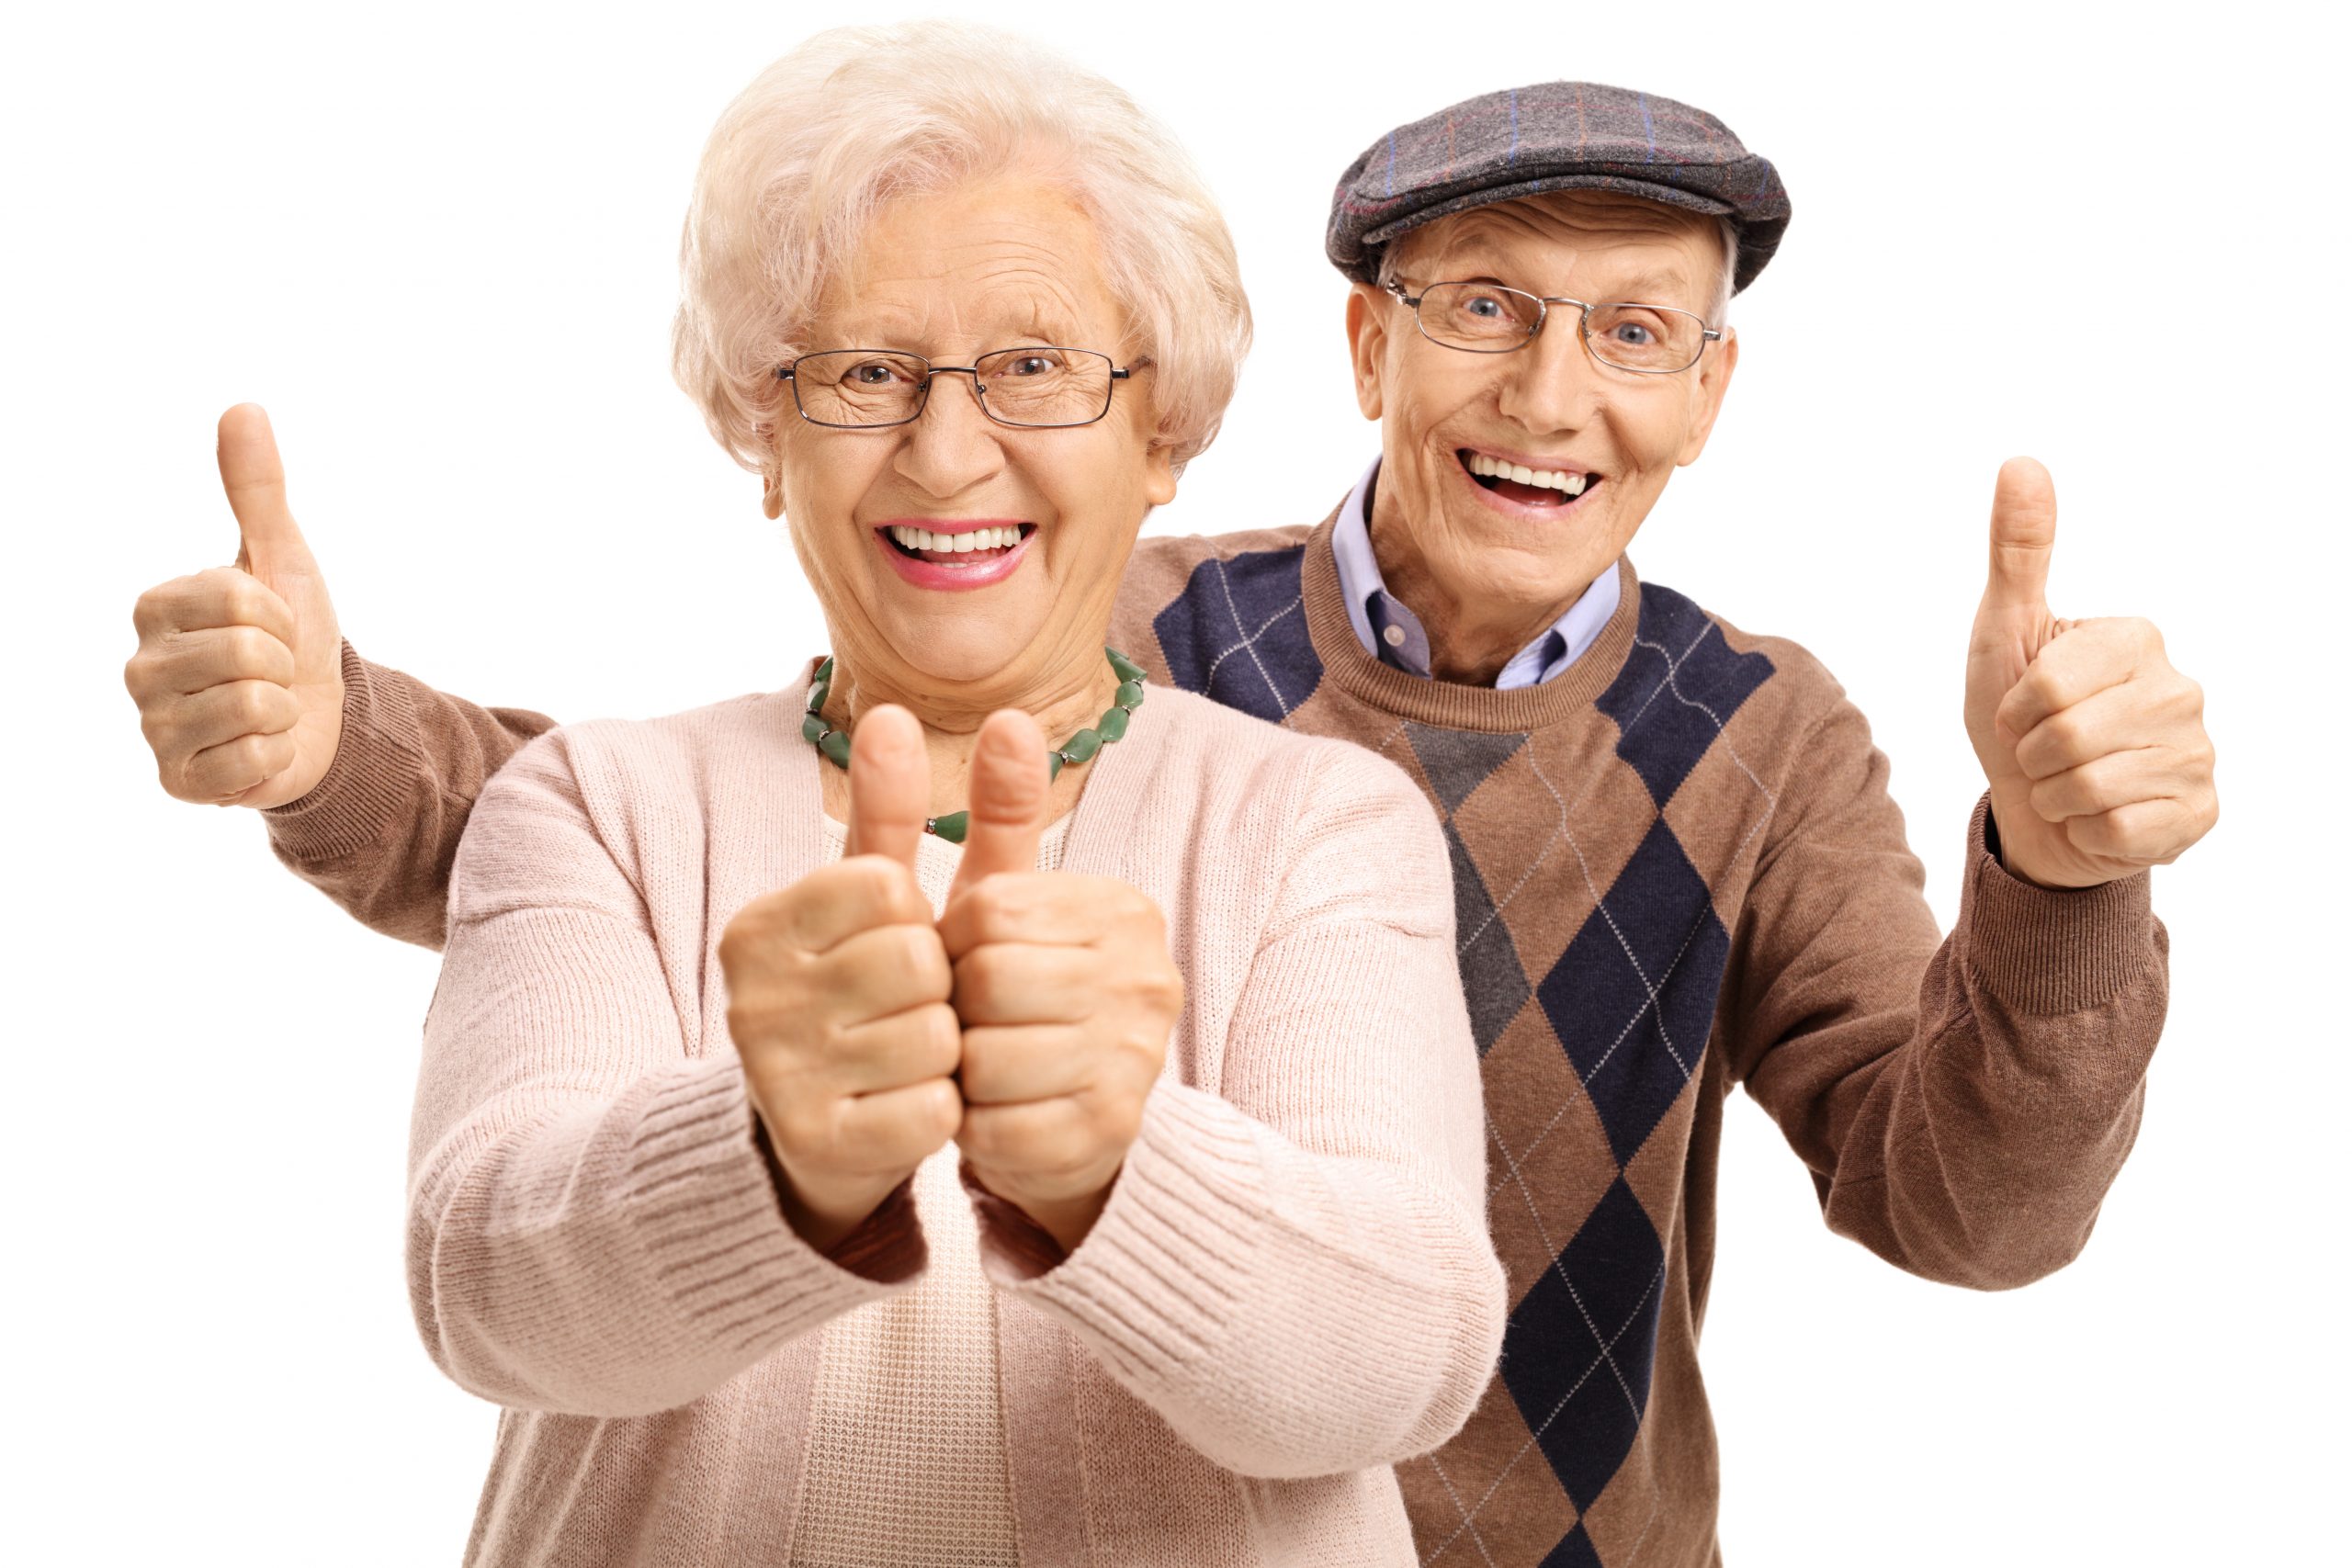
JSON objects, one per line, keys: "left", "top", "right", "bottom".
{"left": 1963, "top": 457, "right": 2219, "bottom": 888}
{"left": 720, "top": 705, "right": 963, "bottom": 1251}
{"left": 938, "top": 712, "right": 1181, "bottom": 1252}
{"left": 123, "top": 405, "right": 345, "bottom": 807}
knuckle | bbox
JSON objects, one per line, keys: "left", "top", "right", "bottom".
{"left": 230, "top": 682, "right": 274, "bottom": 731}
{"left": 919, "top": 1004, "right": 963, "bottom": 1073}
{"left": 227, "top": 623, "right": 278, "bottom": 674}
{"left": 213, "top": 572, "right": 266, "bottom": 626}
{"left": 923, "top": 1080, "right": 964, "bottom": 1142}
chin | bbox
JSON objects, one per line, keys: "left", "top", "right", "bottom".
{"left": 876, "top": 611, "right": 1042, "bottom": 688}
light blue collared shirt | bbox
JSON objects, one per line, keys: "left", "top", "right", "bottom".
{"left": 1329, "top": 458, "right": 1621, "bottom": 689}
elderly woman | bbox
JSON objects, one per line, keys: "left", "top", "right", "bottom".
{"left": 392, "top": 23, "right": 1501, "bottom": 1566}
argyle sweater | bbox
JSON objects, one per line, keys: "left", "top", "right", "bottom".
{"left": 263, "top": 509, "right": 2167, "bottom": 1568}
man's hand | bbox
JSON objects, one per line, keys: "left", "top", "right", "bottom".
{"left": 123, "top": 405, "right": 346, "bottom": 807}
{"left": 939, "top": 713, "right": 1180, "bottom": 1253}
{"left": 720, "top": 706, "right": 963, "bottom": 1252}
{"left": 1962, "top": 457, "right": 2219, "bottom": 889}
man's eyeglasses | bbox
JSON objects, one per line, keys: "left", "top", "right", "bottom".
{"left": 777, "top": 347, "right": 1145, "bottom": 429}
{"left": 1383, "top": 280, "right": 1721, "bottom": 375}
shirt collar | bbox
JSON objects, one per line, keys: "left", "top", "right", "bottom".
{"left": 1328, "top": 457, "right": 1622, "bottom": 691}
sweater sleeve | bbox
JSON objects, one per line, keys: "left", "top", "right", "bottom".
{"left": 980, "top": 744, "right": 1508, "bottom": 1479}
{"left": 261, "top": 638, "right": 556, "bottom": 951}
{"left": 1724, "top": 683, "right": 2169, "bottom": 1290}
{"left": 406, "top": 728, "right": 911, "bottom": 1418}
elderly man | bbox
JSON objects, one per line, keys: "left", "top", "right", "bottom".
{"left": 126, "top": 81, "right": 2213, "bottom": 1565}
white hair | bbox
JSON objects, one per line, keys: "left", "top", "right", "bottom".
{"left": 1376, "top": 206, "right": 1740, "bottom": 326}
{"left": 1709, "top": 214, "right": 1736, "bottom": 327}
{"left": 672, "top": 22, "right": 1251, "bottom": 477}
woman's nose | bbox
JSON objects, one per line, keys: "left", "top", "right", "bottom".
{"left": 893, "top": 372, "right": 1007, "bottom": 498}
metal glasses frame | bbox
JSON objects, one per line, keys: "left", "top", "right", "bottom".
{"left": 1382, "top": 279, "right": 1722, "bottom": 375}
{"left": 775, "top": 346, "right": 1145, "bottom": 429}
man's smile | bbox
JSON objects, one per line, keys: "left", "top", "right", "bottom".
{"left": 1454, "top": 446, "right": 1603, "bottom": 512}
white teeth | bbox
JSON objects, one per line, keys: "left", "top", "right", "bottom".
{"left": 888, "top": 524, "right": 1023, "bottom": 554}
{"left": 1466, "top": 452, "right": 1589, "bottom": 496}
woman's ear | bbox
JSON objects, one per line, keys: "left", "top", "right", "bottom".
{"left": 1142, "top": 438, "right": 1178, "bottom": 508}
{"left": 756, "top": 422, "right": 786, "bottom": 520}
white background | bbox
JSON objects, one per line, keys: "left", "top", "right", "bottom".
{"left": 7, "top": 1, "right": 2342, "bottom": 1562}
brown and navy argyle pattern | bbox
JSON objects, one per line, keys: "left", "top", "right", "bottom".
{"left": 1112, "top": 513, "right": 2167, "bottom": 1566}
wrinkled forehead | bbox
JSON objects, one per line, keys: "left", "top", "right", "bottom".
{"left": 805, "top": 177, "right": 1125, "bottom": 351}
{"left": 1393, "top": 189, "right": 1720, "bottom": 303}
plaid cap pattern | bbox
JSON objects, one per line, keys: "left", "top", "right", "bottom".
{"left": 1326, "top": 82, "right": 1791, "bottom": 294}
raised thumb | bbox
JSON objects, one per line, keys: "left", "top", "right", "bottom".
{"left": 945, "top": 710, "right": 1051, "bottom": 905}
{"left": 842, "top": 704, "right": 931, "bottom": 870}
{"left": 218, "top": 404, "right": 316, "bottom": 581}
{"left": 1983, "top": 455, "right": 2057, "bottom": 612}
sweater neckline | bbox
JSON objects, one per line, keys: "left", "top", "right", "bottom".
{"left": 783, "top": 658, "right": 1171, "bottom": 886}
{"left": 1299, "top": 508, "right": 1642, "bottom": 733}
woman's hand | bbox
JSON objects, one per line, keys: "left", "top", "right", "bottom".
{"left": 939, "top": 714, "right": 1181, "bottom": 1253}
{"left": 720, "top": 705, "right": 962, "bottom": 1252}
{"left": 122, "top": 406, "right": 346, "bottom": 807}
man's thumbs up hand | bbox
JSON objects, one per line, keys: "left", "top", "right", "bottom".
{"left": 124, "top": 406, "right": 346, "bottom": 808}
{"left": 1962, "top": 457, "right": 2218, "bottom": 888}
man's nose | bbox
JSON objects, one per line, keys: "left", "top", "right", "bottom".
{"left": 893, "top": 371, "right": 1007, "bottom": 498}
{"left": 1495, "top": 312, "right": 1600, "bottom": 434}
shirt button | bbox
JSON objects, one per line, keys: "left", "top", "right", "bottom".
{"left": 1382, "top": 625, "right": 1408, "bottom": 648}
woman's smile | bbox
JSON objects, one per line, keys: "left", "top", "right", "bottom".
{"left": 870, "top": 518, "right": 1038, "bottom": 591}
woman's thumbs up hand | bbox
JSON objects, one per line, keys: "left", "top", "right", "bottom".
{"left": 723, "top": 705, "right": 964, "bottom": 1253}
{"left": 939, "top": 712, "right": 1179, "bottom": 1255}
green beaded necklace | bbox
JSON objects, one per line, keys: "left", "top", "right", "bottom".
{"left": 802, "top": 647, "right": 1148, "bottom": 843}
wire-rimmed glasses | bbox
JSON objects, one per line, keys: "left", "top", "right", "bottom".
{"left": 777, "top": 346, "right": 1143, "bottom": 429}
{"left": 1383, "top": 279, "right": 1721, "bottom": 374}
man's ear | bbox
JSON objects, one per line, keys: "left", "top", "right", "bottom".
{"left": 1343, "top": 283, "right": 1391, "bottom": 422}
{"left": 1675, "top": 325, "right": 1740, "bottom": 468}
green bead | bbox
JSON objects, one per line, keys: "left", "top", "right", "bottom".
{"left": 1106, "top": 648, "right": 1146, "bottom": 683}
{"left": 805, "top": 682, "right": 829, "bottom": 714}
{"left": 1096, "top": 705, "right": 1129, "bottom": 741}
{"left": 1061, "top": 728, "right": 1102, "bottom": 763}
{"left": 929, "top": 811, "right": 968, "bottom": 843}
{"left": 1047, "top": 750, "right": 1064, "bottom": 781}
{"left": 818, "top": 729, "right": 851, "bottom": 768}
{"left": 813, "top": 657, "right": 834, "bottom": 683}
{"left": 801, "top": 714, "right": 828, "bottom": 743}
{"left": 1114, "top": 680, "right": 1145, "bottom": 710}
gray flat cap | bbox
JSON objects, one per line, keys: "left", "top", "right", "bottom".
{"left": 1327, "top": 82, "right": 1791, "bottom": 294}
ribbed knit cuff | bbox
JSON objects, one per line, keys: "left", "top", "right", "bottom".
{"left": 625, "top": 1056, "right": 909, "bottom": 1340}
{"left": 986, "top": 1082, "right": 1263, "bottom": 1377}
{"left": 1962, "top": 792, "right": 2156, "bottom": 1015}
{"left": 262, "top": 638, "right": 427, "bottom": 863}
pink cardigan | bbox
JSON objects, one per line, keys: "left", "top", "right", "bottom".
{"left": 406, "top": 673, "right": 1506, "bottom": 1565}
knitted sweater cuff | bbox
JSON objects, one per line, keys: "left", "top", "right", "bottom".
{"left": 1962, "top": 791, "right": 2157, "bottom": 1015}
{"left": 619, "top": 1055, "right": 908, "bottom": 1332}
{"left": 981, "top": 1081, "right": 1261, "bottom": 1370}
{"left": 262, "top": 638, "right": 425, "bottom": 863}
